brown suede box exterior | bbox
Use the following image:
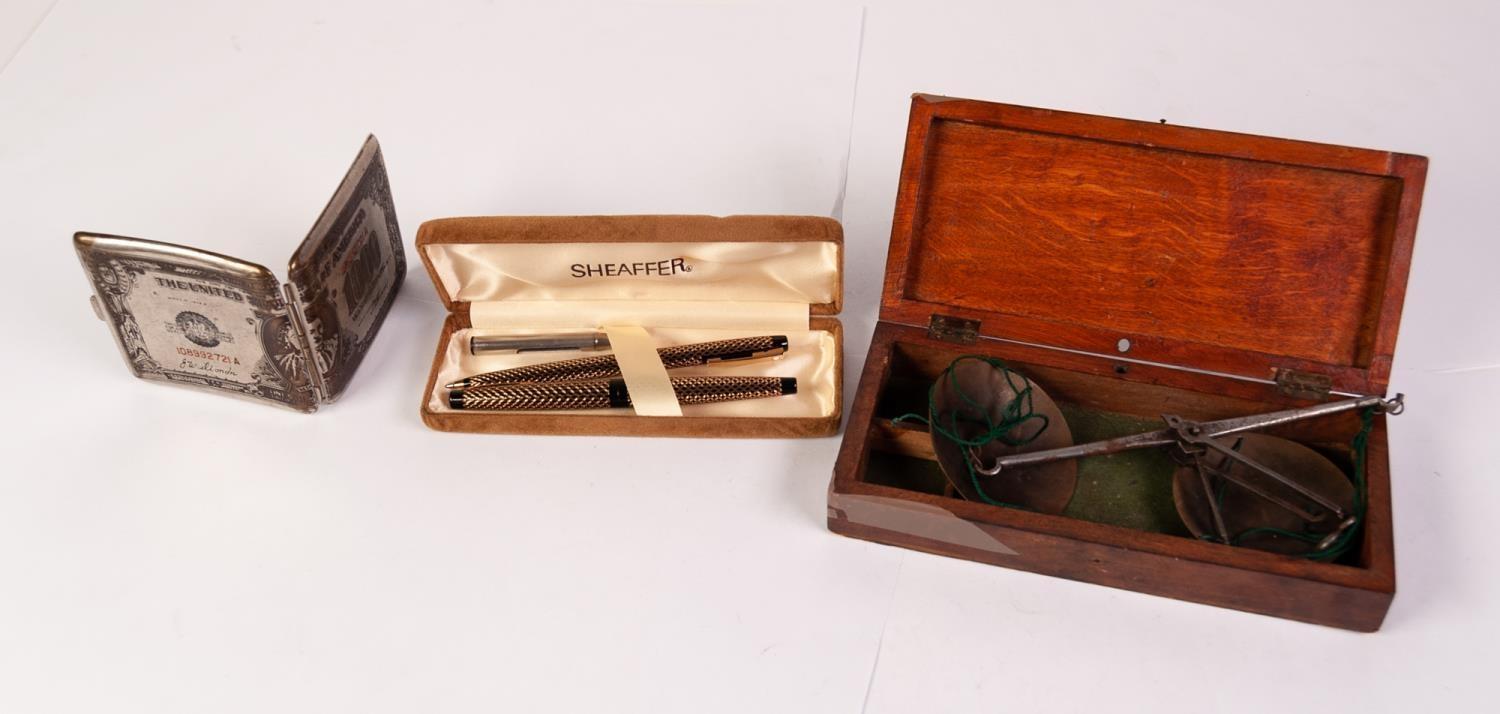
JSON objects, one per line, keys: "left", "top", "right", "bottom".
{"left": 417, "top": 215, "right": 844, "bottom": 438}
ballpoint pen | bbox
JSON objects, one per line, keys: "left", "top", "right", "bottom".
{"left": 444, "top": 335, "right": 789, "bottom": 389}
{"left": 469, "top": 332, "right": 611, "bottom": 355}
{"left": 448, "top": 375, "right": 798, "bottom": 410}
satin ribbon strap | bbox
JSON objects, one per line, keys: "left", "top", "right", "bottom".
{"left": 601, "top": 325, "right": 682, "bottom": 417}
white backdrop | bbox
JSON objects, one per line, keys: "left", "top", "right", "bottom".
{"left": 1, "top": 1, "right": 1495, "bottom": 712}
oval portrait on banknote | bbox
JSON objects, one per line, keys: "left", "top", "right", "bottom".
{"left": 174, "top": 311, "right": 221, "bottom": 348}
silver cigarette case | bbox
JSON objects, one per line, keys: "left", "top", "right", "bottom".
{"left": 73, "top": 136, "right": 404, "bottom": 412}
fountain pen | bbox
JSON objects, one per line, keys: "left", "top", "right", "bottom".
{"left": 449, "top": 375, "right": 798, "bottom": 410}
{"left": 444, "top": 335, "right": 789, "bottom": 389}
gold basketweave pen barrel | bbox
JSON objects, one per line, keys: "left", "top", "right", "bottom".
{"left": 449, "top": 376, "right": 798, "bottom": 411}
{"left": 445, "top": 335, "right": 789, "bottom": 389}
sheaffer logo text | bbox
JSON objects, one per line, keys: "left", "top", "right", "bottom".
{"left": 570, "top": 258, "right": 692, "bottom": 278}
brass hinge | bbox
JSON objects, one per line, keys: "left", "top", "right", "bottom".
{"left": 928, "top": 314, "right": 980, "bottom": 344}
{"left": 1275, "top": 368, "right": 1332, "bottom": 400}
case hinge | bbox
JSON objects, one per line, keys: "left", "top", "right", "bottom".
{"left": 1274, "top": 368, "right": 1332, "bottom": 400}
{"left": 282, "top": 282, "right": 328, "bottom": 405}
{"left": 928, "top": 314, "right": 980, "bottom": 344}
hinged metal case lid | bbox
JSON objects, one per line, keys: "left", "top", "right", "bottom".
{"left": 879, "top": 95, "right": 1427, "bottom": 397}
{"left": 73, "top": 135, "right": 404, "bottom": 412}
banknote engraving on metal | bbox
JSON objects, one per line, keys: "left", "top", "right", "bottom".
{"left": 74, "top": 234, "right": 320, "bottom": 411}
{"left": 286, "top": 135, "right": 405, "bottom": 403}
{"left": 173, "top": 311, "right": 224, "bottom": 348}
{"left": 73, "top": 135, "right": 399, "bottom": 413}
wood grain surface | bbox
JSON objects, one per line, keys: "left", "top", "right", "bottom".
{"left": 880, "top": 95, "right": 1426, "bottom": 395}
{"left": 831, "top": 321, "right": 1396, "bottom": 631}
{"left": 837, "top": 95, "right": 1418, "bottom": 631}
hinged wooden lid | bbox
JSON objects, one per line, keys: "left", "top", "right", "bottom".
{"left": 881, "top": 95, "right": 1426, "bottom": 395}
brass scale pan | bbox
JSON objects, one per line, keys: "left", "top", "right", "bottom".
{"left": 926, "top": 359, "right": 1359, "bottom": 556}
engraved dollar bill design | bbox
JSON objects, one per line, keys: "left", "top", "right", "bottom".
{"left": 286, "top": 135, "right": 404, "bottom": 403}
{"left": 74, "top": 235, "right": 319, "bottom": 412}
{"left": 72, "top": 135, "right": 402, "bottom": 412}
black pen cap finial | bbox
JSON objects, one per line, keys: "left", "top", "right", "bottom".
{"left": 780, "top": 377, "right": 798, "bottom": 395}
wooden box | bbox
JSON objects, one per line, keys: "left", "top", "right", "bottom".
{"left": 417, "top": 215, "right": 843, "bottom": 437}
{"left": 828, "top": 95, "right": 1426, "bottom": 631}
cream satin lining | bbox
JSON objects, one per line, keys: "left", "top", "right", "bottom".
{"left": 469, "top": 300, "right": 809, "bottom": 331}
{"left": 428, "top": 327, "right": 838, "bottom": 418}
{"left": 428, "top": 239, "right": 838, "bottom": 418}
{"left": 425, "top": 241, "right": 838, "bottom": 304}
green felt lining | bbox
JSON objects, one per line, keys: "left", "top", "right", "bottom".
{"left": 868, "top": 366, "right": 1371, "bottom": 554}
{"left": 865, "top": 405, "right": 1189, "bottom": 536}
{"left": 1054, "top": 405, "right": 1187, "bottom": 535}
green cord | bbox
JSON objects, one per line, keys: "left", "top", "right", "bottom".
{"left": 896, "top": 356, "right": 1377, "bottom": 561}
{"left": 892, "top": 355, "right": 1050, "bottom": 507}
{"left": 1220, "top": 407, "right": 1375, "bottom": 561}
